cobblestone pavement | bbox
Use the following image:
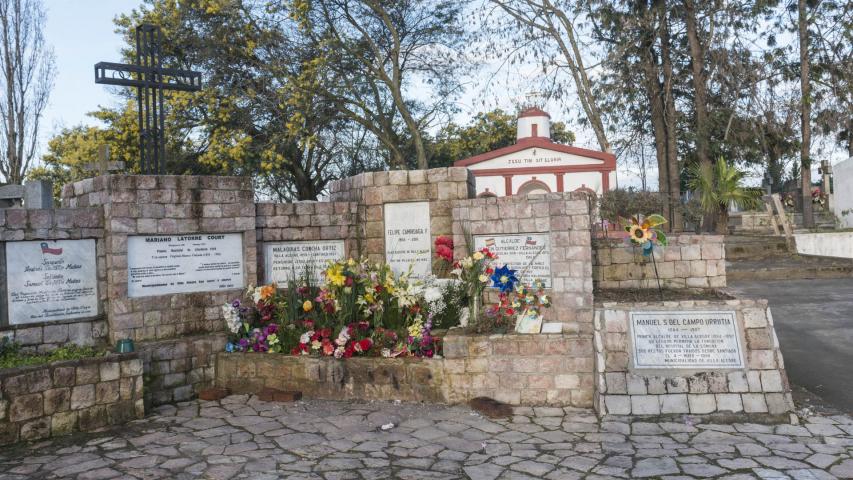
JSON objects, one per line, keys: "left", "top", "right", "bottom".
{"left": 1, "top": 396, "right": 852, "bottom": 479}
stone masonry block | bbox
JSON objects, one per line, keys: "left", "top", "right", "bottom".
{"left": 604, "top": 395, "right": 631, "bottom": 415}
{"left": 688, "top": 394, "right": 716, "bottom": 414}
{"left": 631, "top": 395, "right": 660, "bottom": 415}
{"left": 760, "top": 370, "right": 784, "bottom": 392}
{"left": 605, "top": 373, "right": 627, "bottom": 394}
{"left": 660, "top": 394, "right": 689, "bottom": 414}
{"left": 742, "top": 393, "right": 769, "bottom": 413}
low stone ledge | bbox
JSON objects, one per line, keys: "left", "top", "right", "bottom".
{"left": 0, "top": 353, "right": 144, "bottom": 446}
{"left": 215, "top": 332, "right": 596, "bottom": 408}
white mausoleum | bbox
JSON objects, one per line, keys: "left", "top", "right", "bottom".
{"left": 454, "top": 107, "right": 616, "bottom": 197}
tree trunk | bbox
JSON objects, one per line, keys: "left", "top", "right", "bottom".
{"left": 683, "top": 0, "right": 714, "bottom": 231}
{"left": 799, "top": 0, "right": 815, "bottom": 228}
{"left": 660, "top": 6, "right": 682, "bottom": 232}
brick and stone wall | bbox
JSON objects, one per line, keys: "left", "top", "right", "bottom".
{"left": 593, "top": 234, "right": 726, "bottom": 289}
{"left": 61, "top": 175, "right": 258, "bottom": 343}
{"left": 255, "top": 201, "right": 360, "bottom": 282}
{"left": 0, "top": 206, "right": 108, "bottom": 350}
{"left": 452, "top": 193, "right": 594, "bottom": 334}
{"left": 328, "top": 168, "right": 474, "bottom": 264}
{"left": 593, "top": 299, "right": 793, "bottom": 418}
{"left": 442, "top": 332, "right": 594, "bottom": 407}
{"left": 0, "top": 353, "right": 143, "bottom": 446}
{"left": 216, "top": 332, "right": 595, "bottom": 408}
{"left": 136, "top": 333, "right": 227, "bottom": 406}
{"left": 216, "top": 354, "right": 446, "bottom": 404}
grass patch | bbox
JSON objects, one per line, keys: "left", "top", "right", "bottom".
{"left": 0, "top": 337, "right": 106, "bottom": 370}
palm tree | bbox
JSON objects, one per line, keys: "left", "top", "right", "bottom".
{"left": 687, "top": 158, "right": 762, "bottom": 234}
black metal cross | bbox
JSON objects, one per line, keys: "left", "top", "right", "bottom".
{"left": 94, "top": 24, "right": 201, "bottom": 174}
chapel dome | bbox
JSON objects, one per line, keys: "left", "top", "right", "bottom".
{"left": 517, "top": 107, "right": 551, "bottom": 142}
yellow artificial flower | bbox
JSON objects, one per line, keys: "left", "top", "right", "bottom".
{"left": 302, "top": 300, "right": 313, "bottom": 312}
{"left": 472, "top": 252, "right": 484, "bottom": 261}
{"left": 479, "top": 274, "right": 489, "bottom": 283}
{"left": 629, "top": 224, "right": 650, "bottom": 244}
{"left": 326, "top": 264, "right": 346, "bottom": 287}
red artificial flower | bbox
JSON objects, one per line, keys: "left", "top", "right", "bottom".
{"left": 435, "top": 236, "right": 454, "bottom": 248}
{"left": 303, "top": 319, "right": 315, "bottom": 329}
{"left": 344, "top": 344, "right": 355, "bottom": 358}
{"left": 319, "top": 328, "right": 332, "bottom": 339}
{"left": 358, "top": 338, "right": 372, "bottom": 352}
{"left": 374, "top": 284, "right": 383, "bottom": 293}
{"left": 506, "top": 308, "right": 515, "bottom": 315}
{"left": 357, "top": 321, "right": 370, "bottom": 331}
{"left": 322, "top": 340, "right": 334, "bottom": 356}
{"left": 435, "top": 244, "right": 453, "bottom": 262}
{"left": 345, "top": 276, "right": 354, "bottom": 287}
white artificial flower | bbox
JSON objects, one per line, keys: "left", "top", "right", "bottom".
{"left": 300, "top": 331, "right": 314, "bottom": 344}
{"left": 381, "top": 348, "right": 391, "bottom": 358}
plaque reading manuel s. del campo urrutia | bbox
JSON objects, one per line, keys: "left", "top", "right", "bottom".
{"left": 629, "top": 311, "right": 745, "bottom": 369}
{"left": 127, "top": 234, "right": 244, "bottom": 297}
{"left": 5, "top": 239, "right": 99, "bottom": 324}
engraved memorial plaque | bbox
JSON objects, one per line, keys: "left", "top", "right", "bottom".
{"left": 629, "top": 311, "right": 744, "bottom": 369}
{"left": 127, "top": 233, "right": 244, "bottom": 297}
{"left": 473, "top": 233, "right": 552, "bottom": 287}
{"left": 264, "top": 240, "right": 345, "bottom": 285}
{"left": 384, "top": 202, "right": 431, "bottom": 278}
{"left": 6, "top": 239, "right": 98, "bottom": 324}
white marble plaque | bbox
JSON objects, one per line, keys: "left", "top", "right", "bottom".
{"left": 629, "top": 311, "right": 744, "bottom": 369}
{"left": 264, "top": 240, "right": 345, "bottom": 285}
{"left": 384, "top": 202, "right": 431, "bottom": 278}
{"left": 6, "top": 239, "right": 98, "bottom": 324}
{"left": 473, "top": 233, "right": 551, "bottom": 287}
{"left": 127, "top": 234, "right": 244, "bottom": 297}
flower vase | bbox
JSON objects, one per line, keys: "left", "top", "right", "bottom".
{"left": 469, "top": 296, "right": 480, "bottom": 327}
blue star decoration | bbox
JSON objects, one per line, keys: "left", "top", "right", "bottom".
{"left": 490, "top": 265, "right": 519, "bottom": 293}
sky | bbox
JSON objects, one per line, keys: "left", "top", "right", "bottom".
{"left": 40, "top": 0, "right": 141, "bottom": 155}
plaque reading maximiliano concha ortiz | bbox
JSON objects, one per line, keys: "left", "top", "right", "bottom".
{"left": 473, "top": 233, "right": 551, "bottom": 287}
{"left": 630, "top": 311, "right": 744, "bottom": 369}
{"left": 128, "top": 234, "right": 244, "bottom": 298}
{"left": 264, "top": 240, "right": 345, "bottom": 285}
{"left": 6, "top": 239, "right": 98, "bottom": 325}
{"left": 384, "top": 201, "right": 431, "bottom": 278}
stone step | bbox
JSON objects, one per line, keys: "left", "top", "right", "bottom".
{"left": 725, "top": 236, "right": 791, "bottom": 260}
{"left": 727, "top": 256, "right": 853, "bottom": 281}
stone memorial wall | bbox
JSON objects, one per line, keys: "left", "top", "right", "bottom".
{"left": 61, "top": 175, "right": 257, "bottom": 343}
{"left": 594, "top": 299, "right": 793, "bottom": 418}
{"left": 328, "top": 168, "right": 474, "bottom": 267}
{"left": 593, "top": 234, "right": 726, "bottom": 289}
{"left": 452, "top": 193, "right": 594, "bottom": 333}
{"left": 255, "top": 201, "right": 358, "bottom": 285}
{"left": 0, "top": 207, "right": 108, "bottom": 352}
{"left": 0, "top": 168, "right": 794, "bottom": 421}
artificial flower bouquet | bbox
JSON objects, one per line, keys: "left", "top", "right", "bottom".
{"left": 222, "top": 257, "right": 442, "bottom": 359}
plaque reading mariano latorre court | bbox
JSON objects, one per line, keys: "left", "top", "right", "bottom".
{"left": 629, "top": 311, "right": 745, "bottom": 369}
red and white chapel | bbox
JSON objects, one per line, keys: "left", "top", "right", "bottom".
{"left": 454, "top": 107, "right": 616, "bottom": 197}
